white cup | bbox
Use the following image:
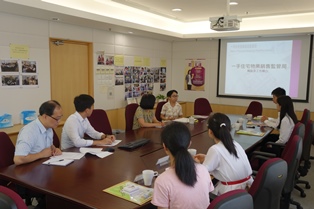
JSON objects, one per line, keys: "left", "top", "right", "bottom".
{"left": 234, "top": 122, "right": 242, "bottom": 131}
{"left": 188, "top": 148, "right": 197, "bottom": 157}
{"left": 189, "top": 116, "right": 195, "bottom": 124}
{"left": 238, "top": 118, "right": 245, "bottom": 124}
{"left": 246, "top": 114, "right": 253, "bottom": 121}
{"left": 142, "top": 170, "right": 158, "bottom": 186}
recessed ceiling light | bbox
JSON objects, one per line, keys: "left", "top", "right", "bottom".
{"left": 229, "top": 2, "right": 238, "bottom": 5}
{"left": 51, "top": 17, "right": 60, "bottom": 21}
{"left": 172, "top": 8, "right": 182, "bottom": 12}
{"left": 128, "top": 31, "right": 133, "bottom": 34}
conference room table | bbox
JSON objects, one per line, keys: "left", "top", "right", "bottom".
{"left": 0, "top": 115, "right": 272, "bottom": 209}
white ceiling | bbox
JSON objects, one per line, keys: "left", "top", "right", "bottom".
{"left": 1, "top": 0, "right": 314, "bottom": 41}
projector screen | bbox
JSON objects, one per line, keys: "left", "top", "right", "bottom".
{"left": 217, "top": 35, "right": 313, "bottom": 102}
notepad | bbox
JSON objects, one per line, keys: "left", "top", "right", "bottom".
{"left": 236, "top": 130, "right": 265, "bottom": 137}
{"left": 43, "top": 159, "right": 74, "bottom": 166}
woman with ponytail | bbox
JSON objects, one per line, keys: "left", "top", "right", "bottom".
{"left": 152, "top": 122, "right": 214, "bottom": 209}
{"left": 194, "top": 113, "right": 253, "bottom": 196}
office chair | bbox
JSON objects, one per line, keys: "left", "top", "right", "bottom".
{"left": 87, "top": 109, "right": 113, "bottom": 135}
{"left": 207, "top": 189, "right": 253, "bottom": 209}
{"left": 155, "top": 101, "right": 166, "bottom": 121}
{"left": 250, "top": 135, "right": 303, "bottom": 209}
{"left": 0, "top": 132, "right": 15, "bottom": 187}
{"left": 300, "top": 109, "right": 310, "bottom": 125}
{"left": 52, "top": 129, "right": 60, "bottom": 148}
{"left": 245, "top": 101, "right": 263, "bottom": 117}
{"left": 0, "top": 186, "right": 27, "bottom": 209}
{"left": 248, "top": 158, "right": 287, "bottom": 209}
{"left": 125, "top": 103, "right": 139, "bottom": 131}
{"left": 194, "top": 98, "right": 212, "bottom": 116}
{"left": 294, "top": 120, "right": 313, "bottom": 197}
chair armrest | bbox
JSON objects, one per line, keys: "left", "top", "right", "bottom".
{"left": 251, "top": 151, "right": 277, "bottom": 158}
{"left": 209, "top": 192, "right": 218, "bottom": 201}
{"left": 266, "top": 142, "right": 285, "bottom": 148}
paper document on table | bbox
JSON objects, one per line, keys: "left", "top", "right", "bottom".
{"left": 50, "top": 152, "right": 85, "bottom": 160}
{"left": 193, "top": 115, "right": 208, "bottom": 119}
{"left": 236, "top": 130, "right": 265, "bottom": 137}
{"left": 43, "top": 159, "right": 74, "bottom": 166}
{"left": 156, "top": 156, "right": 169, "bottom": 165}
{"left": 173, "top": 118, "right": 189, "bottom": 123}
{"left": 95, "top": 152, "right": 113, "bottom": 158}
{"left": 79, "top": 147, "right": 103, "bottom": 155}
{"left": 97, "top": 139, "right": 122, "bottom": 147}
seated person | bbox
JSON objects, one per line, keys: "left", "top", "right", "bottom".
{"left": 160, "top": 90, "right": 183, "bottom": 120}
{"left": 61, "top": 94, "right": 115, "bottom": 150}
{"left": 132, "top": 94, "right": 164, "bottom": 130}
{"left": 261, "top": 95, "right": 298, "bottom": 154}
{"left": 194, "top": 113, "right": 253, "bottom": 196}
{"left": 261, "top": 87, "right": 286, "bottom": 128}
{"left": 14, "top": 100, "right": 63, "bottom": 165}
{"left": 152, "top": 122, "right": 214, "bottom": 209}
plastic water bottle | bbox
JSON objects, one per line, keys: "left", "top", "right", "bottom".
{"left": 189, "top": 116, "right": 195, "bottom": 124}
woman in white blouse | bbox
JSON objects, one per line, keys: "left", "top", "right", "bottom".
{"left": 194, "top": 113, "right": 253, "bottom": 196}
{"left": 261, "top": 95, "right": 298, "bottom": 153}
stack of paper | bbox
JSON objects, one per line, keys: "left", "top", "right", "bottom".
{"left": 104, "top": 180, "right": 153, "bottom": 205}
{"left": 79, "top": 147, "right": 113, "bottom": 158}
{"left": 236, "top": 130, "right": 265, "bottom": 137}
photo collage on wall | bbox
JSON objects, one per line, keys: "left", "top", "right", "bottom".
{"left": 96, "top": 52, "right": 167, "bottom": 100}
{"left": 122, "top": 66, "right": 166, "bottom": 100}
{"left": 0, "top": 59, "right": 38, "bottom": 88}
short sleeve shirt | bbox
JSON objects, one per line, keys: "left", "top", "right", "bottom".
{"left": 160, "top": 102, "right": 183, "bottom": 119}
{"left": 15, "top": 118, "right": 53, "bottom": 156}
{"left": 152, "top": 164, "right": 214, "bottom": 209}
{"left": 132, "top": 107, "right": 154, "bottom": 130}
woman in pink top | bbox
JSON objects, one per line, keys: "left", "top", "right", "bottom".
{"left": 152, "top": 122, "right": 214, "bottom": 209}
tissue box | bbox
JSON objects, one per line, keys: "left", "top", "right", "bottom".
{"left": 20, "top": 110, "right": 37, "bottom": 125}
{"left": 0, "top": 114, "right": 13, "bottom": 128}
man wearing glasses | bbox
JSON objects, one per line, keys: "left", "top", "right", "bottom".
{"left": 14, "top": 100, "right": 63, "bottom": 165}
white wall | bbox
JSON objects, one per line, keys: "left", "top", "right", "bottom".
{"left": 0, "top": 12, "right": 172, "bottom": 124}
{"left": 171, "top": 39, "right": 314, "bottom": 112}
{"left": 0, "top": 12, "right": 313, "bottom": 125}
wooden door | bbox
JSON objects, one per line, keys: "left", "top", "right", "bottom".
{"left": 50, "top": 39, "right": 93, "bottom": 120}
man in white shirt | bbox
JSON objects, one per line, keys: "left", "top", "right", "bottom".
{"left": 61, "top": 94, "right": 115, "bottom": 150}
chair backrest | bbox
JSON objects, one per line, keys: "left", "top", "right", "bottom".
{"left": 300, "top": 120, "right": 313, "bottom": 161}
{"left": 285, "top": 122, "right": 305, "bottom": 149}
{"left": 194, "top": 98, "right": 212, "bottom": 116}
{"left": 0, "top": 132, "right": 15, "bottom": 168}
{"left": 281, "top": 135, "right": 303, "bottom": 194}
{"left": 155, "top": 101, "right": 166, "bottom": 121}
{"left": 52, "top": 129, "right": 60, "bottom": 148}
{"left": 248, "top": 158, "right": 287, "bottom": 209}
{"left": 245, "top": 101, "right": 263, "bottom": 117}
{"left": 87, "top": 109, "right": 112, "bottom": 135}
{"left": 125, "top": 103, "right": 139, "bottom": 131}
{"left": 300, "top": 108, "right": 310, "bottom": 125}
{"left": 0, "top": 186, "right": 27, "bottom": 209}
{"left": 208, "top": 189, "right": 253, "bottom": 209}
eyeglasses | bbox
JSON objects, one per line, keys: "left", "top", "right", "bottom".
{"left": 48, "top": 115, "right": 62, "bottom": 122}
{"left": 171, "top": 95, "right": 179, "bottom": 98}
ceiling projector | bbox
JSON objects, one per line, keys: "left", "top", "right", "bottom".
{"left": 209, "top": 16, "right": 242, "bottom": 31}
